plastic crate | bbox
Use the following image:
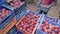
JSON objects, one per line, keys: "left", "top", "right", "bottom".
{"left": 36, "top": 21, "right": 60, "bottom": 34}
{"left": 44, "top": 15, "right": 59, "bottom": 24}
{"left": 2, "top": 1, "right": 27, "bottom": 14}
{"left": 0, "top": 0, "right": 6, "bottom": 5}
{"left": 14, "top": 2, "right": 27, "bottom": 14}
{"left": 16, "top": 10, "right": 41, "bottom": 22}
{"left": 0, "top": 6, "right": 15, "bottom": 29}
{"left": 16, "top": 16, "right": 38, "bottom": 34}
{"left": 2, "top": 4, "right": 15, "bottom": 11}
{"left": 6, "top": 0, "right": 26, "bottom": 10}
{"left": 37, "top": 2, "right": 51, "bottom": 12}
{"left": 0, "top": 6, "right": 14, "bottom": 24}
{"left": 15, "top": 5, "right": 27, "bottom": 15}
{"left": 0, "top": 13, "right": 15, "bottom": 30}
{"left": 0, "top": 17, "right": 17, "bottom": 34}
{"left": 36, "top": 14, "right": 60, "bottom": 34}
{"left": 16, "top": 7, "right": 27, "bottom": 21}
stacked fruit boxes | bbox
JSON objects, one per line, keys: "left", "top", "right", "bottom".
{"left": 0, "top": 6, "right": 15, "bottom": 30}
{"left": 2, "top": 0, "right": 27, "bottom": 14}
{"left": 37, "top": 2, "right": 51, "bottom": 14}
{"left": 16, "top": 10, "right": 43, "bottom": 34}
{"left": 36, "top": 14, "right": 60, "bottom": 34}
{"left": 16, "top": 16, "right": 38, "bottom": 34}
{"left": 0, "top": 0, "right": 27, "bottom": 34}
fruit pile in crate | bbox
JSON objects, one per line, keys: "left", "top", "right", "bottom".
{"left": 0, "top": 7, "right": 14, "bottom": 24}
{"left": 8, "top": 0, "right": 25, "bottom": 8}
{"left": 36, "top": 14, "right": 60, "bottom": 34}
{"left": 36, "top": 20, "right": 60, "bottom": 34}
{"left": 0, "top": 8, "right": 10, "bottom": 20}
{"left": 25, "top": 11, "right": 41, "bottom": 22}
{"left": 0, "top": 6, "right": 15, "bottom": 30}
{"left": 16, "top": 17, "right": 38, "bottom": 34}
{"left": 16, "top": 10, "right": 43, "bottom": 34}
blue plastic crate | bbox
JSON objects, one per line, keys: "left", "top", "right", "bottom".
{"left": 16, "top": 8, "right": 27, "bottom": 21}
{"left": 0, "top": 7, "right": 14, "bottom": 24}
{"left": 2, "top": 3, "right": 27, "bottom": 15}
{"left": 36, "top": 14, "right": 60, "bottom": 34}
{"left": 14, "top": 2, "right": 27, "bottom": 14}
{"left": 0, "top": 6, "right": 15, "bottom": 30}
{"left": 0, "top": 0, "right": 6, "bottom": 5}
{"left": 17, "top": 6, "right": 27, "bottom": 14}
{"left": 36, "top": 21, "right": 60, "bottom": 34}
{"left": 44, "top": 15, "right": 59, "bottom": 24}
{"left": 37, "top": 2, "right": 51, "bottom": 12}
{"left": 7, "top": 0, "right": 26, "bottom": 9}
{"left": 2, "top": 3, "right": 15, "bottom": 11}
{"left": 0, "top": 13, "right": 15, "bottom": 30}
{"left": 1, "top": 0, "right": 26, "bottom": 11}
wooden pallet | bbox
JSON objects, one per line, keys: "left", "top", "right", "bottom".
{"left": 0, "top": 17, "right": 17, "bottom": 34}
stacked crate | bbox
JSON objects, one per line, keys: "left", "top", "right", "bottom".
{"left": 2, "top": 0, "right": 27, "bottom": 14}
{"left": 0, "top": 0, "right": 27, "bottom": 34}
{"left": 36, "top": 14, "right": 60, "bottom": 34}
{"left": 0, "top": 6, "right": 15, "bottom": 30}
{"left": 2, "top": 0, "right": 27, "bottom": 21}
{"left": 16, "top": 10, "right": 43, "bottom": 34}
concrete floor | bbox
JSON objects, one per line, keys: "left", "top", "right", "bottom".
{"left": 27, "top": 0, "right": 60, "bottom": 19}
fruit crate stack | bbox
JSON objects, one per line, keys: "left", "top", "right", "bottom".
{"left": 37, "top": 2, "right": 51, "bottom": 14}
{"left": 36, "top": 14, "right": 60, "bottom": 34}
{"left": 1, "top": 0, "right": 27, "bottom": 21}
{"left": 16, "top": 10, "right": 43, "bottom": 34}
{"left": 16, "top": 16, "right": 38, "bottom": 34}
{"left": 0, "top": 6, "right": 15, "bottom": 30}
{"left": 15, "top": 0, "right": 27, "bottom": 21}
{"left": 2, "top": 0, "right": 27, "bottom": 15}
{"left": 0, "top": 17, "right": 17, "bottom": 34}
